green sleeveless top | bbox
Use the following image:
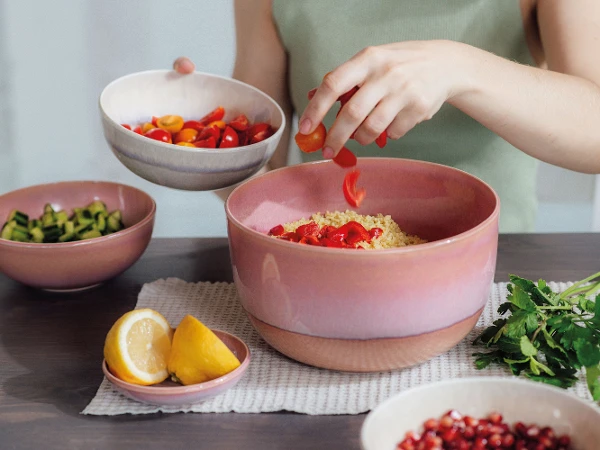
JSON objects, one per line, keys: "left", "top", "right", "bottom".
{"left": 272, "top": 0, "right": 537, "bottom": 233}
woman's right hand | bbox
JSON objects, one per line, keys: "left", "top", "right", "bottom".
{"left": 173, "top": 56, "right": 195, "bottom": 74}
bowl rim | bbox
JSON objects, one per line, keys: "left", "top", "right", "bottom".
{"left": 101, "top": 329, "right": 251, "bottom": 396}
{"left": 225, "top": 157, "right": 501, "bottom": 255}
{"left": 99, "top": 69, "right": 286, "bottom": 156}
{"left": 0, "top": 180, "right": 156, "bottom": 249}
{"left": 360, "top": 376, "right": 600, "bottom": 448}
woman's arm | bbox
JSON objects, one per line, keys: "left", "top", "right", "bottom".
{"left": 300, "top": 0, "right": 600, "bottom": 173}
{"left": 232, "top": 0, "right": 293, "bottom": 170}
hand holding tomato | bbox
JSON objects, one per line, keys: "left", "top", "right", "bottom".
{"left": 173, "top": 57, "right": 195, "bottom": 74}
{"left": 297, "top": 40, "right": 470, "bottom": 157}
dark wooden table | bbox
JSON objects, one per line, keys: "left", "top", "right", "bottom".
{"left": 1, "top": 234, "right": 599, "bottom": 450}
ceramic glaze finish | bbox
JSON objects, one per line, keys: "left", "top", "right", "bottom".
{"left": 0, "top": 181, "right": 155, "bottom": 290}
{"left": 226, "top": 159, "right": 499, "bottom": 340}
{"left": 99, "top": 70, "right": 285, "bottom": 191}
{"left": 102, "top": 330, "right": 250, "bottom": 406}
{"left": 361, "top": 378, "right": 600, "bottom": 450}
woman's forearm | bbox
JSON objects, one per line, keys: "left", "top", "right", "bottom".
{"left": 449, "top": 43, "right": 600, "bottom": 173}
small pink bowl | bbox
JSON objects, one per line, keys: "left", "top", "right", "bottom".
{"left": 0, "top": 180, "right": 155, "bottom": 291}
{"left": 102, "top": 330, "right": 250, "bottom": 406}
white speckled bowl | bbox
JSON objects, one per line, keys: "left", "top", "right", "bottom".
{"left": 99, "top": 70, "right": 285, "bottom": 191}
{"left": 361, "top": 377, "right": 600, "bottom": 450}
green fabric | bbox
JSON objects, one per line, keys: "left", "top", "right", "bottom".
{"left": 273, "top": 0, "right": 537, "bottom": 233}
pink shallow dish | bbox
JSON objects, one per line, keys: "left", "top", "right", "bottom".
{"left": 225, "top": 158, "right": 500, "bottom": 372}
{"left": 102, "top": 330, "right": 250, "bottom": 406}
{"left": 0, "top": 181, "right": 155, "bottom": 291}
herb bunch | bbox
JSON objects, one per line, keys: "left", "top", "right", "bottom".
{"left": 474, "top": 271, "right": 600, "bottom": 400}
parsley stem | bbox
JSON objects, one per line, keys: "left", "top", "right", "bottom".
{"left": 537, "top": 305, "right": 573, "bottom": 311}
{"left": 560, "top": 272, "right": 600, "bottom": 298}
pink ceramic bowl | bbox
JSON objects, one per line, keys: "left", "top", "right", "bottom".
{"left": 225, "top": 158, "right": 499, "bottom": 372}
{"left": 102, "top": 330, "right": 250, "bottom": 406}
{"left": 0, "top": 181, "right": 155, "bottom": 291}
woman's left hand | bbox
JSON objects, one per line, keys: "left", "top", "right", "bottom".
{"left": 298, "top": 40, "right": 473, "bottom": 158}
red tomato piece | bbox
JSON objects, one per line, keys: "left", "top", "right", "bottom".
{"left": 299, "top": 235, "right": 320, "bottom": 245}
{"left": 193, "top": 136, "right": 217, "bottom": 148}
{"left": 151, "top": 116, "right": 160, "bottom": 127}
{"left": 247, "top": 123, "right": 273, "bottom": 142}
{"left": 133, "top": 126, "right": 143, "bottom": 135}
{"left": 174, "top": 128, "right": 198, "bottom": 144}
{"left": 333, "top": 146, "right": 357, "bottom": 168}
{"left": 121, "top": 124, "right": 132, "bottom": 130}
{"left": 144, "top": 127, "right": 172, "bottom": 144}
{"left": 343, "top": 169, "right": 366, "bottom": 208}
{"left": 320, "top": 237, "right": 345, "bottom": 248}
{"left": 296, "top": 222, "right": 319, "bottom": 238}
{"left": 182, "top": 120, "right": 204, "bottom": 132}
{"left": 369, "top": 227, "right": 383, "bottom": 239}
{"left": 236, "top": 130, "right": 248, "bottom": 146}
{"left": 281, "top": 232, "right": 300, "bottom": 242}
{"left": 219, "top": 126, "right": 239, "bottom": 148}
{"left": 295, "top": 122, "right": 327, "bottom": 153}
{"left": 307, "top": 88, "right": 317, "bottom": 100}
{"left": 229, "top": 114, "right": 250, "bottom": 131}
{"left": 268, "top": 224, "right": 285, "bottom": 236}
{"left": 197, "top": 125, "right": 221, "bottom": 141}
{"left": 199, "top": 106, "right": 225, "bottom": 125}
{"left": 344, "top": 221, "right": 371, "bottom": 246}
{"left": 338, "top": 86, "right": 359, "bottom": 106}
{"left": 250, "top": 129, "right": 273, "bottom": 144}
{"left": 375, "top": 130, "right": 388, "bottom": 148}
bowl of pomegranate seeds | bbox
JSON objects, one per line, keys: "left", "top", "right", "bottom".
{"left": 361, "top": 377, "right": 600, "bottom": 450}
{"left": 99, "top": 70, "right": 285, "bottom": 191}
{"left": 226, "top": 158, "right": 499, "bottom": 372}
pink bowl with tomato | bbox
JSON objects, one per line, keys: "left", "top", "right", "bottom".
{"left": 225, "top": 158, "right": 499, "bottom": 372}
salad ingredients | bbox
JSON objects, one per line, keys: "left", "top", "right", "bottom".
{"left": 103, "top": 309, "right": 173, "bottom": 386}
{"left": 168, "top": 315, "right": 241, "bottom": 385}
{"left": 294, "top": 122, "right": 327, "bottom": 153}
{"left": 396, "top": 410, "right": 572, "bottom": 450}
{"left": 474, "top": 271, "right": 600, "bottom": 401}
{"left": 0, "top": 201, "right": 124, "bottom": 243}
{"left": 343, "top": 169, "right": 366, "bottom": 208}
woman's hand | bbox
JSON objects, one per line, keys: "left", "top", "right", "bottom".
{"left": 298, "top": 40, "right": 472, "bottom": 158}
{"left": 173, "top": 56, "right": 195, "bottom": 74}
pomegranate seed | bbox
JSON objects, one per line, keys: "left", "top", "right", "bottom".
{"left": 440, "top": 415, "right": 455, "bottom": 429}
{"left": 515, "top": 422, "right": 528, "bottom": 437}
{"left": 464, "top": 416, "right": 479, "bottom": 427}
{"left": 423, "top": 419, "right": 439, "bottom": 432}
{"left": 515, "top": 439, "right": 528, "bottom": 450}
{"left": 558, "top": 435, "right": 571, "bottom": 446}
{"left": 463, "top": 426, "right": 476, "bottom": 439}
{"left": 533, "top": 444, "right": 545, "bottom": 450}
{"left": 488, "top": 412, "right": 503, "bottom": 424}
{"left": 489, "top": 425, "right": 506, "bottom": 435}
{"left": 446, "top": 409, "right": 463, "bottom": 421}
{"left": 424, "top": 435, "right": 442, "bottom": 450}
{"left": 540, "top": 427, "right": 555, "bottom": 439}
{"left": 526, "top": 426, "right": 540, "bottom": 438}
{"left": 398, "top": 441, "right": 415, "bottom": 450}
{"left": 473, "top": 437, "right": 487, "bottom": 450}
{"left": 404, "top": 431, "right": 420, "bottom": 441}
{"left": 538, "top": 436, "right": 555, "bottom": 448}
{"left": 488, "top": 433, "right": 503, "bottom": 447}
{"left": 441, "top": 427, "right": 459, "bottom": 443}
{"left": 501, "top": 434, "right": 515, "bottom": 447}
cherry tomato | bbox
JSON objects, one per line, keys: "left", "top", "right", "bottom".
{"left": 141, "top": 122, "right": 156, "bottom": 133}
{"left": 157, "top": 115, "right": 184, "bottom": 134}
{"left": 295, "top": 122, "right": 326, "bottom": 153}
{"left": 199, "top": 106, "right": 225, "bottom": 125}
{"left": 151, "top": 116, "right": 160, "bottom": 127}
{"left": 343, "top": 169, "right": 366, "bottom": 208}
{"left": 182, "top": 120, "right": 204, "bottom": 132}
{"left": 193, "top": 136, "right": 217, "bottom": 148}
{"left": 250, "top": 129, "right": 273, "bottom": 144}
{"left": 333, "top": 146, "right": 357, "bottom": 168}
{"left": 121, "top": 124, "right": 132, "bottom": 130}
{"left": 219, "top": 126, "right": 239, "bottom": 148}
{"left": 174, "top": 128, "right": 198, "bottom": 144}
{"left": 247, "top": 122, "right": 271, "bottom": 140}
{"left": 176, "top": 142, "right": 196, "bottom": 147}
{"left": 229, "top": 114, "right": 250, "bottom": 131}
{"left": 375, "top": 130, "right": 388, "bottom": 148}
{"left": 133, "top": 126, "right": 143, "bottom": 135}
{"left": 197, "top": 124, "right": 221, "bottom": 141}
{"left": 338, "top": 86, "right": 359, "bottom": 106}
{"left": 144, "top": 128, "right": 172, "bottom": 144}
{"left": 207, "top": 120, "right": 226, "bottom": 130}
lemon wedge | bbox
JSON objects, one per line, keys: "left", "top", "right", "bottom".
{"left": 168, "top": 315, "right": 241, "bottom": 385}
{"left": 104, "top": 309, "right": 173, "bottom": 385}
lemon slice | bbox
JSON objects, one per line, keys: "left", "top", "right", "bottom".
{"left": 168, "top": 315, "right": 241, "bottom": 385}
{"left": 104, "top": 309, "right": 173, "bottom": 385}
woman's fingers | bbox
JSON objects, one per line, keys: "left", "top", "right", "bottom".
{"left": 173, "top": 56, "right": 195, "bottom": 74}
{"left": 351, "top": 96, "right": 405, "bottom": 146}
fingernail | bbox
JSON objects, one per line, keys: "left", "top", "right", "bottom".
{"left": 299, "top": 119, "right": 312, "bottom": 134}
{"left": 322, "top": 147, "right": 334, "bottom": 159}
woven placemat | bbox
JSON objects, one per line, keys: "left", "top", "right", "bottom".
{"left": 82, "top": 279, "right": 592, "bottom": 415}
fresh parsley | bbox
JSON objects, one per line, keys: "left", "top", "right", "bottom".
{"left": 473, "top": 271, "right": 600, "bottom": 401}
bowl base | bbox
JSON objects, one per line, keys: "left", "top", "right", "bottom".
{"left": 42, "top": 283, "right": 102, "bottom": 293}
{"left": 247, "top": 308, "right": 483, "bottom": 372}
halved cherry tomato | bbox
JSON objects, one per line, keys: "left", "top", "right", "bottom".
{"left": 247, "top": 123, "right": 272, "bottom": 140}
{"left": 157, "top": 115, "right": 184, "bottom": 134}
{"left": 219, "top": 126, "right": 239, "bottom": 148}
{"left": 375, "top": 130, "right": 388, "bottom": 148}
{"left": 250, "top": 129, "right": 273, "bottom": 144}
{"left": 295, "top": 122, "right": 326, "bottom": 153}
{"left": 174, "top": 128, "right": 198, "bottom": 144}
{"left": 193, "top": 136, "right": 217, "bottom": 148}
{"left": 268, "top": 224, "right": 285, "bottom": 236}
{"left": 133, "top": 126, "right": 143, "bottom": 135}
{"left": 141, "top": 122, "right": 156, "bottom": 133}
{"left": 344, "top": 221, "right": 371, "bottom": 245}
{"left": 182, "top": 120, "right": 204, "bottom": 132}
{"left": 343, "top": 169, "right": 366, "bottom": 208}
{"left": 296, "top": 222, "right": 320, "bottom": 238}
{"left": 176, "top": 142, "right": 196, "bottom": 147}
{"left": 229, "top": 114, "right": 250, "bottom": 131}
{"left": 338, "top": 86, "right": 359, "bottom": 106}
{"left": 151, "top": 116, "right": 160, "bottom": 127}
{"left": 121, "top": 124, "right": 132, "bottom": 130}
{"left": 199, "top": 106, "right": 225, "bottom": 125}
{"left": 208, "top": 120, "right": 226, "bottom": 130}
{"left": 197, "top": 124, "right": 221, "bottom": 141}
{"left": 144, "top": 127, "right": 172, "bottom": 144}
{"left": 333, "top": 146, "right": 357, "bottom": 168}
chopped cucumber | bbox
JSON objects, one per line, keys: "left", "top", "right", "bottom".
{"left": 8, "top": 210, "right": 29, "bottom": 227}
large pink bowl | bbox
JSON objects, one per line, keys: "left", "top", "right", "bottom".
{"left": 225, "top": 158, "right": 499, "bottom": 372}
{"left": 0, "top": 181, "right": 156, "bottom": 291}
